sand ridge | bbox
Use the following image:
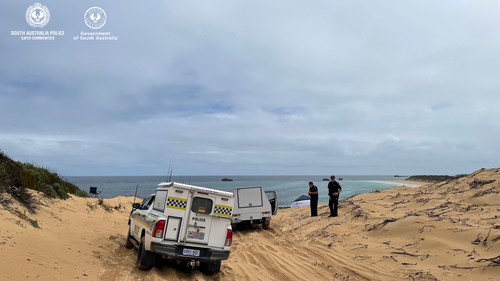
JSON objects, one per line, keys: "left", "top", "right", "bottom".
{"left": 1, "top": 168, "right": 499, "bottom": 280}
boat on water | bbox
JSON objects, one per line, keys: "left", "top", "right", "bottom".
{"left": 339, "top": 177, "right": 343, "bottom": 180}
{"left": 322, "top": 178, "right": 329, "bottom": 181}
{"left": 291, "top": 195, "right": 310, "bottom": 208}
{"left": 221, "top": 178, "right": 233, "bottom": 181}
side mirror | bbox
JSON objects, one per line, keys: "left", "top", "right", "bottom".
{"left": 132, "top": 203, "right": 141, "bottom": 209}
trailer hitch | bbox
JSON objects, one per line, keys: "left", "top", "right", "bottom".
{"left": 187, "top": 260, "right": 196, "bottom": 269}
{"left": 176, "top": 259, "right": 196, "bottom": 269}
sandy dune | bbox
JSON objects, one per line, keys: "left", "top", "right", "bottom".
{"left": 378, "top": 180, "right": 426, "bottom": 187}
{"left": 1, "top": 168, "right": 499, "bottom": 280}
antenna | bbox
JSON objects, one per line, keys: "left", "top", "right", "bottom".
{"left": 167, "top": 159, "right": 172, "bottom": 182}
{"left": 132, "top": 184, "right": 139, "bottom": 207}
{"left": 168, "top": 160, "right": 173, "bottom": 182}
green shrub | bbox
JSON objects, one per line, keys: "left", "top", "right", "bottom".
{"left": 0, "top": 150, "right": 86, "bottom": 200}
{"left": 20, "top": 169, "right": 37, "bottom": 190}
{"left": 0, "top": 162, "right": 6, "bottom": 178}
{"left": 75, "top": 189, "right": 89, "bottom": 198}
{"left": 53, "top": 183, "right": 70, "bottom": 199}
{"left": 65, "top": 182, "right": 79, "bottom": 194}
{"left": 41, "top": 183, "right": 58, "bottom": 198}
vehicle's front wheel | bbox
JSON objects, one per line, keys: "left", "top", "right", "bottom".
{"left": 200, "top": 260, "right": 221, "bottom": 274}
{"left": 125, "top": 229, "right": 134, "bottom": 249}
{"left": 136, "top": 236, "right": 155, "bottom": 270}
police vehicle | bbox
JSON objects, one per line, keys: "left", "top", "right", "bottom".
{"left": 125, "top": 182, "right": 234, "bottom": 273}
{"left": 231, "top": 186, "right": 278, "bottom": 229}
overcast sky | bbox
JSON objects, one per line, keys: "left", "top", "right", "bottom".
{"left": 0, "top": 1, "right": 499, "bottom": 176}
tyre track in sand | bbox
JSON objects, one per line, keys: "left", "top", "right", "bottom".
{"left": 97, "top": 223, "right": 394, "bottom": 281}
{"left": 226, "top": 225, "right": 377, "bottom": 281}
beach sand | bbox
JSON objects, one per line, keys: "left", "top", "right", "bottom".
{"left": 376, "top": 180, "right": 428, "bottom": 187}
{"left": 1, "top": 168, "right": 499, "bottom": 280}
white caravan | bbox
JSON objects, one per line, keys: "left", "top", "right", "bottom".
{"left": 125, "top": 182, "right": 234, "bottom": 273}
{"left": 231, "top": 186, "right": 278, "bottom": 229}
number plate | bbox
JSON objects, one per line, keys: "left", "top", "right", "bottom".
{"left": 182, "top": 248, "right": 200, "bottom": 257}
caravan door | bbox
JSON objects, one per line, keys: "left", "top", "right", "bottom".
{"left": 183, "top": 194, "right": 215, "bottom": 245}
{"left": 265, "top": 191, "right": 278, "bottom": 215}
{"left": 237, "top": 187, "right": 263, "bottom": 208}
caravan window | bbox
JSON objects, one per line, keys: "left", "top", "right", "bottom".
{"left": 153, "top": 190, "right": 168, "bottom": 211}
{"left": 191, "top": 197, "right": 213, "bottom": 214}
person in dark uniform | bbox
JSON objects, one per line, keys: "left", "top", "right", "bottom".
{"left": 327, "top": 175, "right": 342, "bottom": 217}
{"left": 308, "top": 181, "right": 318, "bottom": 217}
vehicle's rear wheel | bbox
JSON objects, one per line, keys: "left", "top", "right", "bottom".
{"left": 136, "top": 236, "right": 155, "bottom": 270}
{"left": 200, "top": 260, "right": 221, "bottom": 274}
{"left": 263, "top": 219, "right": 271, "bottom": 230}
{"left": 125, "top": 229, "right": 134, "bottom": 249}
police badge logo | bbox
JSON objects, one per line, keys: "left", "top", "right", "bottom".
{"left": 26, "top": 3, "right": 50, "bottom": 28}
{"left": 84, "top": 7, "right": 106, "bottom": 29}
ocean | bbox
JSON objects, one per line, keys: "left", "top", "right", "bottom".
{"left": 65, "top": 175, "right": 405, "bottom": 207}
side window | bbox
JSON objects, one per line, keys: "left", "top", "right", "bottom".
{"left": 191, "top": 197, "right": 213, "bottom": 214}
{"left": 141, "top": 196, "right": 155, "bottom": 210}
{"left": 141, "top": 196, "right": 150, "bottom": 205}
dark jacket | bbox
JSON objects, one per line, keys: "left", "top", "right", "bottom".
{"left": 328, "top": 181, "right": 342, "bottom": 198}
{"left": 309, "top": 185, "right": 318, "bottom": 200}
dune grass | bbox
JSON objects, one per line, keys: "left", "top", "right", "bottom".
{"left": 0, "top": 149, "right": 89, "bottom": 201}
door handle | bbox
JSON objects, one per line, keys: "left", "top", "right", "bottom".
{"left": 188, "top": 224, "right": 206, "bottom": 228}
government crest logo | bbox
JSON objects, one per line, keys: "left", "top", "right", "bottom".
{"left": 84, "top": 7, "right": 106, "bottom": 29}
{"left": 26, "top": 3, "right": 50, "bottom": 28}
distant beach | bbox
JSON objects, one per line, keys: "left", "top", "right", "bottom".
{"left": 370, "top": 180, "right": 425, "bottom": 188}
{"left": 66, "top": 175, "right": 406, "bottom": 206}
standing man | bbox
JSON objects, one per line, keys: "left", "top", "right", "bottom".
{"left": 327, "top": 175, "right": 342, "bottom": 217}
{"left": 308, "top": 181, "right": 318, "bottom": 217}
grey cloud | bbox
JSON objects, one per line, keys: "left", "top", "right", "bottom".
{"left": 0, "top": 0, "right": 499, "bottom": 175}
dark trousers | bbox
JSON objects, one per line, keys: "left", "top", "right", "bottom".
{"left": 310, "top": 198, "right": 318, "bottom": 217}
{"left": 329, "top": 195, "right": 338, "bottom": 217}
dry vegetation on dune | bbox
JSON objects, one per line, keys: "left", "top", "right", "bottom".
{"left": 271, "top": 168, "right": 500, "bottom": 281}
{"left": 405, "top": 174, "right": 469, "bottom": 183}
{"left": 225, "top": 168, "right": 500, "bottom": 281}
{"left": 0, "top": 167, "right": 499, "bottom": 281}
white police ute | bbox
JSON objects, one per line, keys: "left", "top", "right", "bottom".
{"left": 125, "top": 182, "right": 234, "bottom": 274}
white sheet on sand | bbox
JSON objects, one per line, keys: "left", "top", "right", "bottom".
{"left": 291, "top": 200, "right": 310, "bottom": 208}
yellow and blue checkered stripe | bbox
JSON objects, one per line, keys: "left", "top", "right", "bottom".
{"left": 166, "top": 196, "right": 187, "bottom": 210}
{"left": 214, "top": 204, "right": 232, "bottom": 218}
